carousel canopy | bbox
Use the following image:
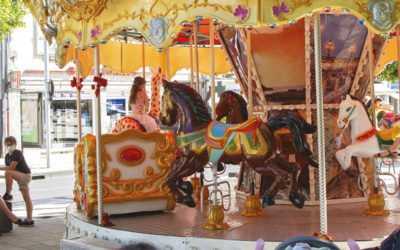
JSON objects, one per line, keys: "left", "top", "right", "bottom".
{"left": 65, "top": 41, "right": 231, "bottom": 78}
{"left": 376, "top": 37, "right": 398, "bottom": 75}
{"left": 23, "top": 0, "right": 400, "bottom": 68}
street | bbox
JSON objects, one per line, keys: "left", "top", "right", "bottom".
{"left": 0, "top": 174, "right": 74, "bottom": 218}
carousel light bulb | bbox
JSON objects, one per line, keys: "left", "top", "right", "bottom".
{"left": 305, "top": 11, "right": 313, "bottom": 17}
{"left": 228, "top": 24, "right": 235, "bottom": 28}
{"left": 269, "top": 24, "right": 276, "bottom": 29}
{"left": 358, "top": 19, "right": 365, "bottom": 25}
{"left": 245, "top": 25, "right": 253, "bottom": 30}
{"left": 380, "top": 33, "right": 388, "bottom": 38}
{"left": 157, "top": 48, "right": 163, "bottom": 52}
{"left": 110, "top": 31, "right": 115, "bottom": 35}
{"left": 289, "top": 20, "right": 296, "bottom": 25}
{"left": 171, "top": 33, "right": 178, "bottom": 39}
{"left": 89, "top": 44, "right": 96, "bottom": 48}
{"left": 196, "top": 16, "right": 204, "bottom": 22}
{"left": 100, "top": 40, "right": 107, "bottom": 44}
{"left": 120, "top": 27, "right": 127, "bottom": 32}
{"left": 65, "top": 40, "right": 71, "bottom": 44}
{"left": 213, "top": 18, "right": 219, "bottom": 24}
{"left": 181, "top": 21, "right": 189, "bottom": 27}
{"left": 324, "top": 7, "right": 331, "bottom": 13}
{"left": 343, "top": 8, "right": 350, "bottom": 14}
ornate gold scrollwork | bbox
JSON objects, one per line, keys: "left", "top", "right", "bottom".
{"left": 58, "top": 0, "right": 109, "bottom": 21}
{"left": 80, "top": 129, "right": 176, "bottom": 216}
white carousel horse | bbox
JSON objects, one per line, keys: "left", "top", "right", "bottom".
{"left": 335, "top": 95, "right": 393, "bottom": 171}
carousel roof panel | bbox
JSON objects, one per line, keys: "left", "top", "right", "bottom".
{"left": 65, "top": 40, "right": 231, "bottom": 78}
{"left": 23, "top": 0, "right": 400, "bottom": 68}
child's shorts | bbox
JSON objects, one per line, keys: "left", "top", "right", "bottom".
{"left": 18, "top": 173, "right": 31, "bottom": 190}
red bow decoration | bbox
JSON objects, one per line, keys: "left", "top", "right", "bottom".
{"left": 101, "top": 212, "right": 115, "bottom": 227}
{"left": 92, "top": 73, "right": 108, "bottom": 96}
{"left": 71, "top": 76, "right": 84, "bottom": 91}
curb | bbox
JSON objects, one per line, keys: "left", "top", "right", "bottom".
{"left": 0, "top": 169, "right": 74, "bottom": 179}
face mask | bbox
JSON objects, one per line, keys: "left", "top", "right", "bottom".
{"left": 5, "top": 146, "right": 15, "bottom": 153}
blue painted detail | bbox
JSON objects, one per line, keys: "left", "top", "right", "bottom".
{"left": 210, "top": 121, "right": 237, "bottom": 138}
{"left": 209, "top": 133, "right": 236, "bottom": 165}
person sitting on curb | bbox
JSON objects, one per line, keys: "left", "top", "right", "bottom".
{"left": 0, "top": 136, "right": 34, "bottom": 226}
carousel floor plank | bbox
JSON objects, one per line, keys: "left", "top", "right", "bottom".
{"left": 68, "top": 194, "right": 400, "bottom": 242}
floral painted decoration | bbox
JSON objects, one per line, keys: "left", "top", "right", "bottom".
{"left": 77, "top": 31, "right": 82, "bottom": 42}
{"left": 91, "top": 25, "right": 100, "bottom": 38}
{"left": 313, "top": 233, "right": 333, "bottom": 241}
{"left": 272, "top": 1, "right": 290, "bottom": 18}
{"left": 234, "top": 5, "right": 249, "bottom": 21}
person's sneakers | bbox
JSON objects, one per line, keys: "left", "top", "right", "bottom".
{"left": 18, "top": 219, "right": 34, "bottom": 227}
{"left": 13, "top": 219, "right": 23, "bottom": 225}
{"left": 2, "top": 193, "right": 12, "bottom": 201}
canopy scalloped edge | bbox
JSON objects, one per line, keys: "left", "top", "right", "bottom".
{"left": 23, "top": 0, "right": 400, "bottom": 68}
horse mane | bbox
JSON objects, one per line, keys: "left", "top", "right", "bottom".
{"left": 164, "top": 81, "right": 212, "bottom": 124}
{"left": 350, "top": 95, "right": 372, "bottom": 122}
{"left": 226, "top": 91, "right": 248, "bottom": 121}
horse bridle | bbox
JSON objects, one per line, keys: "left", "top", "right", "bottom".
{"left": 342, "top": 105, "right": 356, "bottom": 126}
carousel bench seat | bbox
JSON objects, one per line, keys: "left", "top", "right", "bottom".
{"left": 73, "top": 129, "right": 176, "bottom": 217}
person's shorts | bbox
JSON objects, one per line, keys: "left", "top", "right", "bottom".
{"left": 17, "top": 173, "right": 31, "bottom": 190}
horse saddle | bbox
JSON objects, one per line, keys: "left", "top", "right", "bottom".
{"left": 376, "top": 129, "right": 395, "bottom": 150}
{"left": 205, "top": 116, "right": 262, "bottom": 149}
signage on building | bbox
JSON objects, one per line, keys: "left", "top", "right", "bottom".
{"left": 9, "top": 71, "right": 21, "bottom": 89}
{"left": 66, "top": 67, "right": 76, "bottom": 76}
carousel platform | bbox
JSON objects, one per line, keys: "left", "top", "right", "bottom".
{"left": 64, "top": 193, "right": 400, "bottom": 249}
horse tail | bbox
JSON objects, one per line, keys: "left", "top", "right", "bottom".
{"left": 303, "top": 120, "right": 317, "bottom": 134}
{"left": 266, "top": 112, "right": 318, "bottom": 168}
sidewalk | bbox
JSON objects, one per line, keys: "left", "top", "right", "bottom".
{"left": 0, "top": 147, "right": 74, "bottom": 178}
{"left": 0, "top": 217, "right": 65, "bottom": 250}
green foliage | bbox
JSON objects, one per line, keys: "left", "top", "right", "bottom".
{"left": 0, "top": 0, "right": 27, "bottom": 40}
{"left": 377, "top": 61, "right": 398, "bottom": 84}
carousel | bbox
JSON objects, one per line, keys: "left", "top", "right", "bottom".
{"left": 24, "top": 0, "right": 400, "bottom": 249}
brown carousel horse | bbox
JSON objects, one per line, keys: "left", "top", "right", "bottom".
{"left": 216, "top": 91, "right": 317, "bottom": 204}
{"left": 160, "top": 81, "right": 318, "bottom": 209}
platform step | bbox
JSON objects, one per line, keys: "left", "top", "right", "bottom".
{"left": 60, "top": 237, "right": 126, "bottom": 250}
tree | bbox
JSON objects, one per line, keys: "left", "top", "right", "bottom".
{"left": 377, "top": 60, "right": 398, "bottom": 84}
{"left": 0, "top": 0, "right": 26, "bottom": 40}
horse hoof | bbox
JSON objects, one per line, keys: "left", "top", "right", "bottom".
{"left": 217, "top": 162, "right": 224, "bottom": 172}
{"left": 182, "top": 195, "right": 196, "bottom": 208}
{"left": 179, "top": 181, "right": 193, "bottom": 195}
{"left": 289, "top": 192, "right": 305, "bottom": 209}
{"left": 262, "top": 196, "right": 275, "bottom": 208}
